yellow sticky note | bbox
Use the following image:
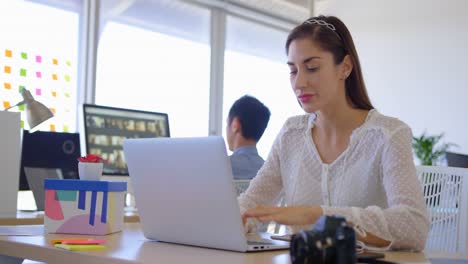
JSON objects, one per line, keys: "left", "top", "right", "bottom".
{"left": 50, "top": 108, "right": 56, "bottom": 114}
{"left": 55, "top": 244, "right": 106, "bottom": 251}
{"left": 5, "top": 49, "right": 12, "bottom": 57}
{"left": 4, "top": 66, "right": 11, "bottom": 73}
{"left": 3, "top": 101, "right": 11, "bottom": 109}
{"left": 52, "top": 91, "right": 57, "bottom": 97}
{"left": 4, "top": 83, "right": 11, "bottom": 89}
{"left": 52, "top": 74, "right": 58, "bottom": 80}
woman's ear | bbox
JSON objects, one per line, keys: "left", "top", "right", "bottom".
{"left": 341, "top": 55, "right": 353, "bottom": 80}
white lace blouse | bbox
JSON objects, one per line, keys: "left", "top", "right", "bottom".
{"left": 238, "top": 109, "right": 429, "bottom": 251}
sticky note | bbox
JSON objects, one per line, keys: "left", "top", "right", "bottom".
{"left": 64, "top": 75, "right": 70, "bottom": 82}
{"left": 35, "top": 88, "right": 41, "bottom": 96}
{"left": 50, "top": 238, "right": 89, "bottom": 244}
{"left": 61, "top": 239, "right": 106, "bottom": 245}
{"left": 4, "top": 83, "right": 11, "bottom": 89}
{"left": 5, "top": 49, "right": 12, "bottom": 57}
{"left": 4, "top": 66, "right": 11, "bottom": 73}
{"left": 36, "top": 55, "right": 42, "bottom": 63}
{"left": 55, "top": 244, "right": 106, "bottom": 251}
{"left": 3, "top": 101, "right": 10, "bottom": 109}
{"left": 19, "top": 85, "right": 25, "bottom": 92}
{"left": 52, "top": 74, "right": 58, "bottom": 80}
{"left": 52, "top": 91, "right": 57, "bottom": 97}
{"left": 20, "top": 68, "right": 27, "bottom": 76}
{"left": 36, "top": 71, "right": 42, "bottom": 78}
{"left": 50, "top": 108, "right": 56, "bottom": 114}
{"left": 50, "top": 124, "right": 56, "bottom": 131}
{"left": 53, "top": 58, "right": 58, "bottom": 65}
{"left": 64, "top": 93, "right": 70, "bottom": 98}
{"left": 63, "top": 125, "right": 69, "bottom": 132}
{"left": 20, "top": 120, "right": 24, "bottom": 128}
{"left": 21, "top": 52, "right": 28, "bottom": 59}
{"left": 18, "top": 104, "right": 25, "bottom": 111}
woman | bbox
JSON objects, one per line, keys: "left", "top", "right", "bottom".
{"left": 239, "top": 15, "right": 429, "bottom": 251}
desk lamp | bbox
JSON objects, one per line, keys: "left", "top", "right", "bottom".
{"left": 3, "top": 89, "right": 54, "bottom": 130}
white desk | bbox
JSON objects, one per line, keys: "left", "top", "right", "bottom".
{"left": 0, "top": 223, "right": 465, "bottom": 264}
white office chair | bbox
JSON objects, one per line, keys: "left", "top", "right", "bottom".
{"left": 416, "top": 165, "right": 468, "bottom": 253}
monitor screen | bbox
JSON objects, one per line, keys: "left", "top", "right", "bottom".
{"left": 83, "top": 104, "right": 170, "bottom": 176}
{"left": 446, "top": 151, "right": 468, "bottom": 168}
{"left": 19, "top": 131, "right": 81, "bottom": 190}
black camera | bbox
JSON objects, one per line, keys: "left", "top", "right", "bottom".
{"left": 290, "top": 215, "right": 356, "bottom": 264}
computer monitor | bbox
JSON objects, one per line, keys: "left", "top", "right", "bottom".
{"left": 19, "top": 130, "right": 81, "bottom": 191}
{"left": 446, "top": 151, "right": 468, "bottom": 168}
{"left": 83, "top": 104, "right": 170, "bottom": 176}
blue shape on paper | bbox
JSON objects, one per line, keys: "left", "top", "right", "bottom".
{"left": 57, "top": 190, "right": 77, "bottom": 201}
{"left": 101, "top": 191, "right": 108, "bottom": 223}
{"left": 78, "top": 190, "right": 86, "bottom": 210}
{"left": 89, "top": 191, "right": 97, "bottom": 226}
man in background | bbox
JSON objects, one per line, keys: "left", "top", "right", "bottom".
{"left": 226, "top": 95, "right": 271, "bottom": 180}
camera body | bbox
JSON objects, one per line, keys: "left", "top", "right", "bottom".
{"left": 290, "top": 215, "right": 356, "bottom": 264}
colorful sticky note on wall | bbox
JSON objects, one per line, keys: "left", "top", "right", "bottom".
{"left": 63, "top": 125, "right": 69, "bottom": 132}
{"left": 3, "top": 101, "right": 10, "bottom": 109}
{"left": 4, "top": 83, "right": 11, "bottom": 89}
{"left": 50, "top": 108, "right": 56, "bottom": 114}
{"left": 19, "top": 85, "right": 25, "bottom": 92}
{"left": 36, "top": 55, "right": 42, "bottom": 63}
{"left": 20, "top": 120, "right": 24, "bottom": 128}
{"left": 18, "top": 104, "right": 25, "bottom": 111}
{"left": 66, "top": 60, "right": 71, "bottom": 66}
{"left": 53, "top": 58, "right": 58, "bottom": 65}
{"left": 64, "top": 75, "right": 70, "bottom": 82}
{"left": 64, "top": 93, "right": 70, "bottom": 98}
{"left": 20, "top": 68, "right": 27, "bottom": 76}
{"left": 5, "top": 49, "right": 12, "bottom": 57}
{"left": 52, "top": 74, "right": 58, "bottom": 80}
{"left": 52, "top": 91, "right": 57, "bottom": 97}
{"left": 21, "top": 52, "right": 28, "bottom": 59}
{"left": 36, "top": 88, "right": 42, "bottom": 96}
{"left": 50, "top": 124, "right": 56, "bottom": 131}
{"left": 36, "top": 71, "right": 42, "bottom": 78}
{"left": 4, "top": 66, "right": 11, "bottom": 73}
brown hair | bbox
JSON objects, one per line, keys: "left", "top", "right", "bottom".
{"left": 286, "top": 15, "right": 373, "bottom": 110}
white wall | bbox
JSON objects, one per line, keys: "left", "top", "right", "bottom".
{"left": 316, "top": 0, "right": 468, "bottom": 154}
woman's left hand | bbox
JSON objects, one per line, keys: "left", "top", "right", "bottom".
{"left": 242, "top": 205, "right": 323, "bottom": 226}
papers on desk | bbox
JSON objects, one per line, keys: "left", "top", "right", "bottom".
{"left": 0, "top": 225, "right": 44, "bottom": 236}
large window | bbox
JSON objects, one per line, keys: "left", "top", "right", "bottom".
{"left": 95, "top": 0, "right": 211, "bottom": 137}
{"left": 223, "top": 16, "right": 302, "bottom": 158}
{"left": 0, "top": 0, "right": 80, "bottom": 132}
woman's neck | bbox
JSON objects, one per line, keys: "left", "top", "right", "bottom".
{"left": 315, "top": 103, "right": 369, "bottom": 136}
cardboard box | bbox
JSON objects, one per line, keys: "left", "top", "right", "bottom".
{"left": 44, "top": 179, "right": 127, "bottom": 235}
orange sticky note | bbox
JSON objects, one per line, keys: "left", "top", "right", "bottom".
{"left": 4, "top": 83, "right": 11, "bottom": 89}
{"left": 53, "top": 58, "right": 58, "bottom": 65}
{"left": 50, "top": 124, "right": 56, "bottom": 131}
{"left": 50, "top": 238, "right": 89, "bottom": 244}
{"left": 52, "top": 91, "right": 57, "bottom": 97}
{"left": 52, "top": 74, "right": 58, "bottom": 80}
{"left": 4, "top": 66, "right": 11, "bottom": 73}
{"left": 3, "top": 101, "right": 11, "bottom": 109}
{"left": 5, "top": 49, "right": 12, "bottom": 57}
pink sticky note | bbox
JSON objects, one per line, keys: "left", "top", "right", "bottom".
{"left": 36, "top": 55, "right": 42, "bottom": 63}
{"left": 36, "top": 71, "right": 42, "bottom": 78}
{"left": 36, "top": 88, "right": 42, "bottom": 96}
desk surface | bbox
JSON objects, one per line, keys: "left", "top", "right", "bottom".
{"left": 0, "top": 210, "right": 140, "bottom": 225}
{"left": 0, "top": 223, "right": 465, "bottom": 264}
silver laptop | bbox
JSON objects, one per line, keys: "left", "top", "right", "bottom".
{"left": 123, "top": 136, "right": 289, "bottom": 252}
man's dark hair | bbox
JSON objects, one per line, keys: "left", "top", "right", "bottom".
{"left": 228, "top": 95, "right": 271, "bottom": 142}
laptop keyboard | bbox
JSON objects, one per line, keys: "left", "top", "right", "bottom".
{"left": 247, "top": 238, "right": 275, "bottom": 245}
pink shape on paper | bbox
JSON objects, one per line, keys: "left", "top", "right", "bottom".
{"left": 56, "top": 214, "right": 107, "bottom": 235}
{"left": 45, "top": 190, "right": 64, "bottom": 220}
{"left": 36, "top": 55, "right": 42, "bottom": 63}
{"left": 35, "top": 88, "right": 41, "bottom": 96}
{"left": 36, "top": 71, "right": 42, "bottom": 78}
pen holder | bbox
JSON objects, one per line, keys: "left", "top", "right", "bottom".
{"left": 44, "top": 179, "right": 127, "bottom": 235}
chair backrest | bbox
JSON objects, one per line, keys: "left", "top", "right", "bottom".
{"left": 416, "top": 165, "right": 468, "bottom": 253}
{"left": 233, "top": 180, "right": 251, "bottom": 196}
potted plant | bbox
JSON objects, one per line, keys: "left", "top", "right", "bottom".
{"left": 412, "top": 132, "right": 455, "bottom": 166}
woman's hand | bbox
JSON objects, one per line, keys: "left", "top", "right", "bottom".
{"left": 242, "top": 205, "right": 323, "bottom": 226}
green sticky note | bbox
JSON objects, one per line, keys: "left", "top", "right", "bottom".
{"left": 20, "top": 68, "right": 27, "bottom": 76}
{"left": 63, "top": 125, "right": 69, "bottom": 132}
{"left": 64, "top": 75, "right": 70, "bottom": 82}
{"left": 64, "top": 93, "right": 70, "bottom": 98}
{"left": 18, "top": 85, "right": 25, "bottom": 92}
{"left": 20, "top": 120, "right": 24, "bottom": 128}
{"left": 56, "top": 190, "right": 76, "bottom": 201}
{"left": 18, "top": 104, "right": 25, "bottom": 111}
{"left": 66, "top": 60, "right": 71, "bottom": 66}
{"left": 21, "top": 52, "right": 28, "bottom": 59}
